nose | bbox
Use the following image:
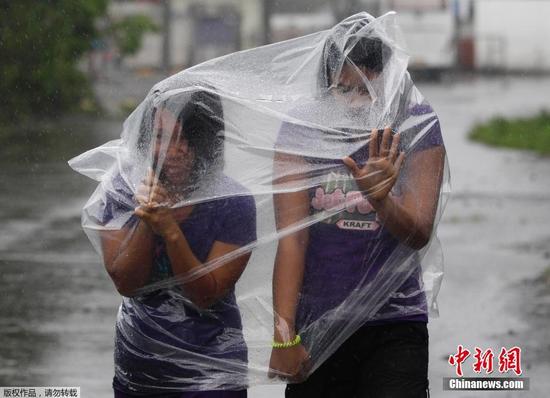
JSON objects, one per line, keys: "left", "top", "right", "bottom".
{"left": 163, "top": 137, "right": 187, "bottom": 158}
{"left": 175, "top": 138, "right": 189, "bottom": 153}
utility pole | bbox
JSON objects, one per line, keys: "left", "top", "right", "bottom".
{"left": 453, "top": 0, "right": 461, "bottom": 69}
{"left": 161, "top": 0, "right": 172, "bottom": 72}
{"left": 262, "top": 0, "right": 273, "bottom": 45}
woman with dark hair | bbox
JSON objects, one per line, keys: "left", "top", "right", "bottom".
{"left": 268, "top": 20, "right": 445, "bottom": 398}
{"left": 99, "top": 89, "right": 256, "bottom": 397}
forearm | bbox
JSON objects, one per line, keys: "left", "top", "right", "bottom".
{"left": 271, "top": 154, "right": 311, "bottom": 341}
{"left": 163, "top": 227, "right": 217, "bottom": 306}
{"left": 272, "top": 235, "right": 307, "bottom": 341}
{"left": 104, "top": 220, "right": 155, "bottom": 295}
{"left": 370, "top": 194, "right": 432, "bottom": 250}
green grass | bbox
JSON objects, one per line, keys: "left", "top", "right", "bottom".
{"left": 540, "top": 265, "right": 550, "bottom": 288}
{"left": 469, "top": 110, "right": 550, "bottom": 155}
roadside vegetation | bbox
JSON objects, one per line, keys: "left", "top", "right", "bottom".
{"left": 469, "top": 111, "right": 550, "bottom": 155}
{"left": 539, "top": 265, "right": 550, "bottom": 289}
{"left": 0, "top": 1, "right": 155, "bottom": 130}
{"left": 0, "top": 1, "right": 108, "bottom": 125}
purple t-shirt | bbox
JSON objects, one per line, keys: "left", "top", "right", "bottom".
{"left": 276, "top": 104, "right": 444, "bottom": 331}
{"left": 98, "top": 174, "right": 256, "bottom": 393}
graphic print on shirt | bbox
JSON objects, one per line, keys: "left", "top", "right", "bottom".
{"left": 311, "top": 171, "right": 379, "bottom": 231}
{"left": 150, "top": 238, "right": 173, "bottom": 283}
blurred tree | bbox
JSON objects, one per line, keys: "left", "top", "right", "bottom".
{"left": 263, "top": 0, "right": 273, "bottom": 44}
{"left": 110, "top": 14, "right": 158, "bottom": 59}
{"left": 0, "top": 0, "right": 108, "bottom": 123}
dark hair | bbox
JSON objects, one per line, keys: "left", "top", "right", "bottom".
{"left": 137, "top": 88, "right": 225, "bottom": 187}
{"left": 174, "top": 89, "right": 225, "bottom": 177}
{"left": 321, "top": 19, "right": 392, "bottom": 89}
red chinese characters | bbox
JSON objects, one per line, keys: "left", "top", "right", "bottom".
{"left": 473, "top": 347, "right": 494, "bottom": 374}
{"left": 448, "top": 345, "right": 523, "bottom": 377}
{"left": 448, "top": 345, "right": 471, "bottom": 377}
{"left": 498, "top": 346, "right": 522, "bottom": 376}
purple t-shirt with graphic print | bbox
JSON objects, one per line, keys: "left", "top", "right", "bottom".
{"left": 276, "top": 104, "right": 444, "bottom": 331}
{"left": 98, "top": 174, "right": 256, "bottom": 394}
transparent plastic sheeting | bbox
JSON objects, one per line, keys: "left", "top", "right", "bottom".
{"left": 69, "top": 12, "right": 450, "bottom": 393}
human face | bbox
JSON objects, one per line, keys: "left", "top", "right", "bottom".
{"left": 152, "top": 109, "right": 195, "bottom": 187}
{"left": 330, "top": 62, "right": 379, "bottom": 108}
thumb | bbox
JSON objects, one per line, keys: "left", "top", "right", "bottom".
{"left": 342, "top": 156, "right": 360, "bottom": 177}
{"left": 134, "top": 206, "right": 148, "bottom": 219}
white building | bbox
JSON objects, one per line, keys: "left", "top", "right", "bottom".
{"left": 472, "top": 0, "right": 550, "bottom": 71}
{"left": 109, "top": 0, "right": 265, "bottom": 70}
{"left": 372, "top": 0, "right": 550, "bottom": 72}
{"left": 380, "top": 0, "right": 455, "bottom": 72}
{"left": 109, "top": 0, "right": 550, "bottom": 73}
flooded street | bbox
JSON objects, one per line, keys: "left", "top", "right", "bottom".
{"left": 0, "top": 117, "right": 123, "bottom": 397}
{"left": 1, "top": 75, "right": 549, "bottom": 397}
{"left": 423, "top": 76, "right": 550, "bottom": 397}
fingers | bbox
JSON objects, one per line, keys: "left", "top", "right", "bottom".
{"left": 267, "top": 369, "right": 294, "bottom": 382}
{"left": 145, "top": 167, "right": 155, "bottom": 183}
{"left": 136, "top": 188, "right": 167, "bottom": 206}
{"left": 149, "top": 184, "right": 169, "bottom": 205}
{"left": 297, "top": 354, "right": 312, "bottom": 381}
{"left": 370, "top": 127, "right": 398, "bottom": 160}
{"left": 342, "top": 156, "right": 360, "bottom": 177}
{"left": 136, "top": 169, "right": 170, "bottom": 206}
{"left": 136, "top": 181, "right": 152, "bottom": 205}
{"left": 134, "top": 205, "right": 168, "bottom": 231}
{"left": 267, "top": 366, "right": 290, "bottom": 381}
{"left": 394, "top": 151, "right": 406, "bottom": 172}
{"left": 389, "top": 132, "right": 401, "bottom": 163}
{"left": 136, "top": 184, "right": 149, "bottom": 197}
{"left": 268, "top": 348, "right": 311, "bottom": 383}
{"left": 136, "top": 170, "right": 154, "bottom": 204}
{"left": 134, "top": 205, "right": 151, "bottom": 221}
{"left": 380, "top": 127, "right": 393, "bottom": 157}
{"left": 369, "top": 128, "right": 379, "bottom": 158}
{"left": 143, "top": 168, "right": 157, "bottom": 191}
{"left": 147, "top": 170, "right": 160, "bottom": 203}
{"left": 135, "top": 194, "right": 149, "bottom": 206}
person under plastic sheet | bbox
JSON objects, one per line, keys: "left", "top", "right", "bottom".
{"left": 97, "top": 90, "right": 257, "bottom": 397}
{"left": 269, "top": 18, "right": 446, "bottom": 398}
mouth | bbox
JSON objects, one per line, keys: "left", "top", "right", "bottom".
{"left": 163, "top": 164, "right": 189, "bottom": 173}
{"left": 157, "top": 155, "right": 192, "bottom": 166}
{"left": 162, "top": 160, "right": 193, "bottom": 176}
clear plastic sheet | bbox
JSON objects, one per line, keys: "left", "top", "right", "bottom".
{"left": 69, "top": 11, "right": 450, "bottom": 393}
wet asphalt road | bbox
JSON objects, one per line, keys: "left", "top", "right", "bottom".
{"left": 1, "top": 73, "right": 549, "bottom": 397}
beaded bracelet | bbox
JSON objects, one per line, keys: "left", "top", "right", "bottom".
{"left": 272, "top": 334, "right": 301, "bottom": 349}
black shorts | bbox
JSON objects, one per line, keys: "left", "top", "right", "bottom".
{"left": 286, "top": 322, "right": 430, "bottom": 398}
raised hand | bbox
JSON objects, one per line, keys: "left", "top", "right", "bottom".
{"left": 134, "top": 169, "right": 191, "bottom": 237}
{"left": 343, "top": 127, "right": 406, "bottom": 203}
{"left": 135, "top": 169, "right": 171, "bottom": 207}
